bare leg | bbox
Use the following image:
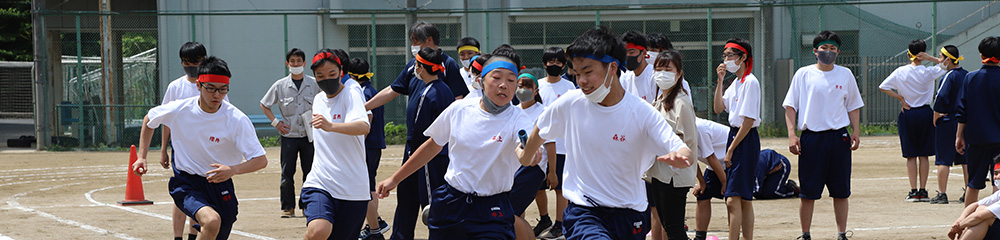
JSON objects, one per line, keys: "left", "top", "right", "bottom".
{"left": 650, "top": 207, "right": 665, "bottom": 240}
{"left": 514, "top": 216, "right": 534, "bottom": 240}
{"left": 696, "top": 199, "right": 712, "bottom": 232}
{"left": 919, "top": 156, "right": 930, "bottom": 189}
{"left": 556, "top": 190, "right": 567, "bottom": 222}
{"left": 304, "top": 219, "right": 333, "bottom": 240}
{"left": 741, "top": 200, "right": 754, "bottom": 240}
{"left": 833, "top": 198, "right": 849, "bottom": 232}
{"left": 800, "top": 198, "right": 815, "bottom": 233}
{"left": 366, "top": 192, "right": 380, "bottom": 228}
{"left": 958, "top": 220, "right": 993, "bottom": 240}
{"left": 172, "top": 206, "right": 185, "bottom": 237}
{"left": 535, "top": 190, "right": 549, "bottom": 216}
{"left": 727, "top": 196, "right": 744, "bottom": 240}
{"left": 907, "top": 157, "right": 918, "bottom": 189}
{"left": 938, "top": 165, "right": 951, "bottom": 193}
{"left": 967, "top": 188, "right": 980, "bottom": 206}
{"left": 194, "top": 207, "right": 221, "bottom": 240}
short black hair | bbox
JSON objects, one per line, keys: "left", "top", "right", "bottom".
{"left": 909, "top": 39, "right": 927, "bottom": 55}
{"left": 542, "top": 46, "right": 567, "bottom": 65}
{"left": 725, "top": 38, "right": 753, "bottom": 59}
{"left": 491, "top": 44, "right": 522, "bottom": 68}
{"left": 310, "top": 48, "right": 342, "bottom": 72}
{"left": 349, "top": 58, "right": 371, "bottom": 81}
{"left": 331, "top": 49, "right": 352, "bottom": 73}
{"left": 179, "top": 42, "right": 206, "bottom": 63}
{"left": 621, "top": 30, "right": 648, "bottom": 50}
{"left": 979, "top": 36, "right": 1000, "bottom": 60}
{"left": 566, "top": 26, "right": 627, "bottom": 69}
{"left": 197, "top": 56, "right": 231, "bottom": 78}
{"left": 812, "top": 30, "right": 842, "bottom": 49}
{"left": 417, "top": 47, "right": 445, "bottom": 75}
{"left": 458, "top": 37, "right": 480, "bottom": 50}
{"left": 410, "top": 21, "right": 441, "bottom": 45}
{"left": 470, "top": 53, "right": 492, "bottom": 76}
{"left": 286, "top": 48, "right": 306, "bottom": 62}
{"left": 942, "top": 45, "right": 960, "bottom": 64}
{"left": 646, "top": 33, "right": 673, "bottom": 50}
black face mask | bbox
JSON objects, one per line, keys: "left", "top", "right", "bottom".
{"left": 317, "top": 77, "right": 342, "bottom": 95}
{"left": 546, "top": 65, "right": 563, "bottom": 77}
{"left": 184, "top": 66, "right": 199, "bottom": 78}
{"left": 625, "top": 55, "right": 641, "bottom": 71}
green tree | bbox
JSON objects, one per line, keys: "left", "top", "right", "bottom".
{"left": 0, "top": 0, "right": 32, "bottom": 61}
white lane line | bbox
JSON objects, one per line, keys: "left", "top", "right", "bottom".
{"left": 0, "top": 165, "right": 119, "bottom": 173}
{"left": 0, "top": 233, "right": 15, "bottom": 240}
{"left": 152, "top": 197, "right": 279, "bottom": 205}
{"left": 854, "top": 224, "right": 950, "bottom": 231}
{"left": 85, "top": 183, "right": 277, "bottom": 240}
{"left": 5, "top": 183, "right": 139, "bottom": 240}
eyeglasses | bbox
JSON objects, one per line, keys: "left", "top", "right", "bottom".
{"left": 200, "top": 83, "right": 230, "bottom": 94}
{"left": 721, "top": 53, "right": 741, "bottom": 60}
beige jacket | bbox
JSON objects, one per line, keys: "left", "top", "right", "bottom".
{"left": 647, "top": 91, "right": 699, "bottom": 187}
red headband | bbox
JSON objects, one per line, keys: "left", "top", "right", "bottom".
{"left": 472, "top": 60, "right": 484, "bottom": 72}
{"left": 415, "top": 54, "right": 445, "bottom": 73}
{"left": 724, "top": 42, "right": 753, "bottom": 83}
{"left": 198, "top": 74, "right": 230, "bottom": 85}
{"left": 626, "top": 42, "right": 646, "bottom": 51}
{"left": 994, "top": 162, "right": 1000, "bottom": 171}
{"left": 983, "top": 56, "right": 1000, "bottom": 64}
{"left": 312, "top": 52, "right": 341, "bottom": 66}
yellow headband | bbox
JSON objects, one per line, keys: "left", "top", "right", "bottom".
{"left": 907, "top": 50, "right": 918, "bottom": 61}
{"left": 941, "top": 47, "right": 964, "bottom": 63}
{"left": 349, "top": 72, "right": 374, "bottom": 79}
{"left": 458, "top": 45, "right": 480, "bottom": 53}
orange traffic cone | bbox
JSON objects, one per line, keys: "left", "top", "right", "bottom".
{"left": 119, "top": 145, "right": 153, "bottom": 205}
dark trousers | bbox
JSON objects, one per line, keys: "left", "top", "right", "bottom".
{"left": 651, "top": 178, "right": 691, "bottom": 240}
{"left": 280, "top": 136, "right": 314, "bottom": 210}
{"left": 391, "top": 149, "right": 450, "bottom": 240}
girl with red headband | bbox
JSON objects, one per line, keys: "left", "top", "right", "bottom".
{"left": 712, "top": 38, "right": 760, "bottom": 240}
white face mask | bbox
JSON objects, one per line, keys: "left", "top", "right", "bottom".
{"left": 288, "top": 65, "right": 304, "bottom": 75}
{"left": 938, "top": 62, "right": 948, "bottom": 71}
{"left": 994, "top": 179, "right": 1000, "bottom": 188}
{"left": 413, "top": 66, "right": 423, "bottom": 81}
{"left": 461, "top": 59, "right": 471, "bottom": 68}
{"left": 472, "top": 77, "right": 483, "bottom": 90}
{"left": 646, "top": 52, "right": 659, "bottom": 65}
{"left": 652, "top": 70, "right": 677, "bottom": 90}
{"left": 411, "top": 45, "right": 421, "bottom": 57}
{"left": 585, "top": 63, "right": 614, "bottom": 103}
{"left": 725, "top": 60, "right": 741, "bottom": 73}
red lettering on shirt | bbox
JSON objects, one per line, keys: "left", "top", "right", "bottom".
{"left": 208, "top": 136, "right": 220, "bottom": 143}
{"left": 332, "top": 114, "right": 342, "bottom": 120}
{"left": 612, "top": 134, "right": 626, "bottom": 142}
{"left": 492, "top": 135, "right": 503, "bottom": 142}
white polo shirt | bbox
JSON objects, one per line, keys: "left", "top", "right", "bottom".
{"left": 783, "top": 65, "right": 865, "bottom": 131}
{"left": 518, "top": 102, "right": 549, "bottom": 174}
{"left": 696, "top": 118, "right": 729, "bottom": 171}
{"left": 146, "top": 97, "right": 265, "bottom": 177}
{"left": 302, "top": 86, "right": 372, "bottom": 201}
{"left": 621, "top": 64, "right": 657, "bottom": 104}
{"left": 537, "top": 90, "right": 688, "bottom": 211}
{"left": 722, "top": 74, "right": 762, "bottom": 127}
{"left": 162, "top": 75, "right": 230, "bottom": 105}
{"left": 878, "top": 64, "right": 946, "bottom": 107}
{"left": 538, "top": 79, "right": 577, "bottom": 156}
{"left": 424, "top": 97, "right": 535, "bottom": 196}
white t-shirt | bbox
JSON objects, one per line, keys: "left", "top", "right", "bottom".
{"left": 518, "top": 102, "right": 549, "bottom": 174}
{"left": 162, "top": 76, "right": 229, "bottom": 105}
{"left": 621, "top": 64, "right": 657, "bottom": 104}
{"left": 722, "top": 74, "right": 762, "bottom": 127}
{"left": 878, "top": 64, "right": 946, "bottom": 107}
{"left": 695, "top": 118, "right": 728, "bottom": 171}
{"left": 424, "top": 97, "right": 535, "bottom": 196}
{"left": 538, "top": 79, "right": 577, "bottom": 155}
{"left": 783, "top": 65, "right": 865, "bottom": 131}
{"left": 466, "top": 85, "right": 483, "bottom": 99}
{"left": 977, "top": 190, "right": 1000, "bottom": 219}
{"left": 460, "top": 67, "right": 475, "bottom": 91}
{"left": 537, "top": 90, "right": 688, "bottom": 211}
{"left": 146, "top": 97, "right": 265, "bottom": 177}
{"left": 302, "top": 87, "right": 372, "bottom": 201}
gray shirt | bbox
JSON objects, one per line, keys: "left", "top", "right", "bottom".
{"left": 260, "top": 74, "right": 319, "bottom": 138}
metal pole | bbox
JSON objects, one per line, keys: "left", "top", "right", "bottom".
{"left": 190, "top": 15, "right": 196, "bottom": 41}
{"left": 819, "top": 5, "right": 824, "bottom": 30}
{"left": 406, "top": 0, "right": 416, "bottom": 62}
{"left": 707, "top": 8, "right": 715, "bottom": 121}
{"left": 932, "top": 2, "right": 937, "bottom": 51}
{"left": 75, "top": 15, "right": 84, "bottom": 144}
{"left": 485, "top": 12, "right": 490, "bottom": 50}
{"left": 32, "top": 0, "right": 50, "bottom": 149}
{"left": 284, "top": 14, "right": 289, "bottom": 75}
{"left": 371, "top": 13, "right": 378, "bottom": 86}
{"left": 595, "top": 10, "right": 600, "bottom": 28}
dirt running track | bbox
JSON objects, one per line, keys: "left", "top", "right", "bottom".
{"left": 0, "top": 136, "right": 978, "bottom": 239}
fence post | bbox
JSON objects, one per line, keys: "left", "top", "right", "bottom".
{"left": 284, "top": 14, "right": 289, "bottom": 75}
{"left": 595, "top": 10, "right": 600, "bottom": 28}
{"left": 76, "top": 15, "right": 84, "bottom": 144}
{"left": 931, "top": 2, "right": 937, "bottom": 51}
{"left": 707, "top": 8, "right": 716, "bottom": 122}
{"left": 371, "top": 13, "right": 377, "bottom": 86}
{"left": 190, "top": 15, "right": 196, "bottom": 42}
{"left": 861, "top": 56, "right": 869, "bottom": 126}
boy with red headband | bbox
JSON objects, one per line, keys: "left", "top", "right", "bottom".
{"left": 620, "top": 30, "right": 657, "bottom": 104}
{"left": 134, "top": 56, "right": 268, "bottom": 240}
{"left": 713, "top": 38, "right": 760, "bottom": 240}
{"left": 957, "top": 36, "right": 1000, "bottom": 207}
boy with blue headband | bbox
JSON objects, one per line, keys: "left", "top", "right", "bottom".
{"left": 518, "top": 26, "right": 692, "bottom": 240}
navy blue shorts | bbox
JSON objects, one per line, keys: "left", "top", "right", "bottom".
{"left": 563, "top": 203, "right": 650, "bottom": 240}
{"left": 427, "top": 183, "right": 515, "bottom": 240}
{"left": 696, "top": 168, "right": 726, "bottom": 201}
{"left": 300, "top": 187, "right": 369, "bottom": 240}
{"left": 935, "top": 117, "right": 967, "bottom": 166}
{"left": 798, "top": 128, "right": 852, "bottom": 199}
{"left": 168, "top": 170, "right": 238, "bottom": 240}
{"left": 511, "top": 165, "right": 546, "bottom": 216}
{"left": 366, "top": 148, "right": 382, "bottom": 191}
{"left": 897, "top": 105, "right": 936, "bottom": 158}
{"left": 966, "top": 145, "right": 1000, "bottom": 190}
{"left": 725, "top": 127, "right": 759, "bottom": 200}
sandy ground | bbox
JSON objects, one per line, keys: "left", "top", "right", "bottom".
{"left": 0, "top": 135, "right": 979, "bottom": 239}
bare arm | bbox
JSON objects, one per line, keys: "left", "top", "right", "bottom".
{"left": 880, "top": 88, "right": 910, "bottom": 110}
{"left": 785, "top": 106, "right": 801, "bottom": 155}
{"left": 713, "top": 63, "right": 727, "bottom": 114}
{"left": 160, "top": 125, "right": 171, "bottom": 169}
{"left": 205, "top": 154, "right": 268, "bottom": 183}
{"left": 311, "top": 114, "right": 370, "bottom": 136}
{"left": 517, "top": 126, "right": 546, "bottom": 166}
{"left": 544, "top": 142, "right": 558, "bottom": 189}
{"left": 365, "top": 87, "right": 401, "bottom": 110}
{"left": 261, "top": 103, "right": 290, "bottom": 135}
{"left": 849, "top": 109, "right": 861, "bottom": 150}
{"left": 724, "top": 117, "right": 755, "bottom": 168}
{"left": 376, "top": 138, "right": 445, "bottom": 198}
{"left": 959, "top": 205, "right": 997, "bottom": 228}
{"left": 132, "top": 115, "right": 156, "bottom": 175}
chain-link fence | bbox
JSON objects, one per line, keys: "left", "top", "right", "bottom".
{"left": 30, "top": 0, "right": 1000, "bottom": 149}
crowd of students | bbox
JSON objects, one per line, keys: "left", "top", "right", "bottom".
{"left": 126, "top": 19, "right": 1000, "bottom": 240}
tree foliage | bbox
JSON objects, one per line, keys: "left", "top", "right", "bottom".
{"left": 0, "top": 0, "right": 32, "bottom": 61}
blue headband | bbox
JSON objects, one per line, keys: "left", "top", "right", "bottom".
{"left": 481, "top": 61, "right": 519, "bottom": 78}
{"left": 470, "top": 55, "right": 480, "bottom": 62}
{"left": 577, "top": 54, "right": 626, "bottom": 71}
